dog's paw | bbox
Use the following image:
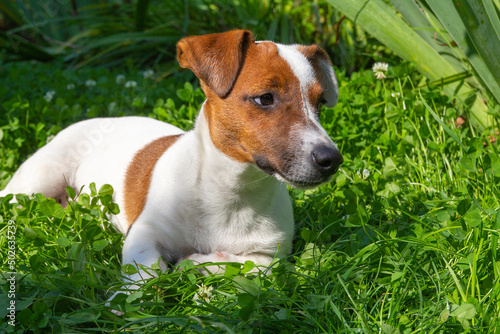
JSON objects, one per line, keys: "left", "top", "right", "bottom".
{"left": 183, "top": 251, "right": 232, "bottom": 275}
{"left": 106, "top": 291, "right": 125, "bottom": 316}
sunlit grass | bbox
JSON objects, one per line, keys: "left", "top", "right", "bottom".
{"left": 0, "top": 60, "right": 499, "bottom": 332}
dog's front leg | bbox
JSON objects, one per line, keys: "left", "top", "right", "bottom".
{"left": 183, "top": 252, "right": 274, "bottom": 275}
{"left": 107, "top": 223, "right": 167, "bottom": 314}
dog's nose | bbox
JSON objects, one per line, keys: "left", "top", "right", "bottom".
{"left": 311, "top": 145, "right": 343, "bottom": 175}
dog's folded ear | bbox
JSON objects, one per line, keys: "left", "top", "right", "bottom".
{"left": 298, "top": 45, "right": 339, "bottom": 107}
{"left": 177, "top": 30, "right": 253, "bottom": 98}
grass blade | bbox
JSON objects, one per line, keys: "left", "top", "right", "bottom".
{"left": 427, "top": 0, "right": 500, "bottom": 106}
{"left": 135, "top": 0, "right": 151, "bottom": 31}
{"left": 0, "top": 0, "right": 25, "bottom": 26}
{"left": 419, "top": 91, "right": 467, "bottom": 150}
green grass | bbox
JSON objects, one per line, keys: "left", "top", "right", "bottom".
{"left": 0, "top": 59, "right": 499, "bottom": 333}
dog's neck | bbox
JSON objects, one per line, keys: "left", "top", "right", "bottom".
{"left": 192, "top": 103, "right": 283, "bottom": 203}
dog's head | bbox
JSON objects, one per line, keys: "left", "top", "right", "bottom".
{"left": 177, "top": 30, "right": 343, "bottom": 189}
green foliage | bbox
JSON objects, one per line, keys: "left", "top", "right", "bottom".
{"left": 325, "top": 0, "right": 500, "bottom": 130}
{"left": 0, "top": 59, "right": 499, "bottom": 332}
{"left": 425, "top": 0, "right": 500, "bottom": 104}
{"left": 0, "top": 186, "right": 123, "bottom": 333}
{"left": 0, "top": 0, "right": 384, "bottom": 73}
{"left": 0, "top": 59, "right": 200, "bottom": 187}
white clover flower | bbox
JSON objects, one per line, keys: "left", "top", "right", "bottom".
{"left": 44, "top": 90, "right": 55, "bottom": 102}
{"left": 116, "top": 74, "right": 126, "bottom": 84}
{"left": 362, "top": 169, "right": 370, "bottom": 180}
{"left": 143, "top": 69, "right": 154, "bottom": 79}
{"left": 372, "top": 62, "right": 389, "bottom": 80}
{"left": 125, "top": 80, "right": 137, "bottom": 88}
{"left": 193, "top": 283, "right": 213, "bottom": 305}
{"left": 108, "top": 101, "right": 118, "bottom": 113}
{"left": 66, "top": 83, "right": 75, "bottom": 90}
{"left": 85, "top": 79, "right": 96, "bottom": 87}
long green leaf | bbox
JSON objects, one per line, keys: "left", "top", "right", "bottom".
{"left": 325, "top": 0, "right": 458, "bottom": 83}
{"left": 326, "top": 0, "right": 494, "bottom": 130}
{"left": 484, "top": 0, "right": 500, "bottom": 35}
{"left": 426, "top": 0, "right": 500, "bottom": 127}
{"left": 389, "top": 0, "right": 464, "bottom": 72}
{"left": 0, "top": 0, "right": 25, "bottom": 26}
{"left": 453, "top": 1, "right": 500, "bottom": 102}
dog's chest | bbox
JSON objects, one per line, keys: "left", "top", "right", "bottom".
{"left": 130, "top": 121, "right": 296, "bottom": 259}
{"left": 185, "top": 190, "right": 294, "bottom": 256}
{"left": 146, "top": 184, "right": 294, "bottom": 258}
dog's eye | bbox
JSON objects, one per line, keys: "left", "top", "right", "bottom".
{"left": 253, "top": 93, "right": 274, "bottom": 107}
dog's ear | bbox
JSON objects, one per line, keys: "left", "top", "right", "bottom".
{"left": 298, "top": 45, "right": 339, "bottom": 107}
{"left": 177, "top": 30, "right": 253, "bottom": 98}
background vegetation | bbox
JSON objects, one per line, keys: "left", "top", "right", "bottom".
{"left": 0, "top": 0, "right": 499, "bottom": 332}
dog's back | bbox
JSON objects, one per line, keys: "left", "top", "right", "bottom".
{"left": 0, "top": 116, "right": 183, "bottom": 232}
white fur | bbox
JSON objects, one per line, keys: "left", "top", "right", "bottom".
{"left": 1, "top": 112, "right": 294, "bottom": 313}
{"left": 275, "top": 44, "right": 339, "bottom": 187}
{"left": 123, "top": 110, "right": 294, "bottom": 278}
{"left": 0, "top": 112, "right": 294, "bottom": 255}
{"left": 276, "top": 44, "right": 316, "bottom": 92}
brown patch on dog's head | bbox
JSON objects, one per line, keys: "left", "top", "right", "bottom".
{"left": 177, "top": 30, "right": 341, "bottom": 188}
{"left": 177, "top": 30, "right": 252, "bottom": 98}
{"left": 202, "top": 40, "right": 305, "bottom": 170}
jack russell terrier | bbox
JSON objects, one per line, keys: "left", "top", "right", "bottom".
{"left": 0, "top": 30, "right": 342, "bottom": 300}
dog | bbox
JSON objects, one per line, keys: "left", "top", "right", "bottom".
{"left": 0, "top": 30, "right": 343, "bottom": 304}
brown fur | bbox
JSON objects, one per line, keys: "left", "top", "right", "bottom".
{"left": 123, "top": 31, "right": 334, "bottom": 231}
{"left": 297, "top": 44, "right": 338, "bottom": 106}
{"left": 176, "top": 32, "right": 335, "bottom": 178}
{"left": 177, "top": 30, "right": 251, "bottom": 97}
{"left": 202, "top": 41, "right": 306, "bottom": 175}
{"left": 307, "top": 83, "right": 325, "bottom": 111}
{"left": 124, "top": 134, "right": 182, "bottom": 229}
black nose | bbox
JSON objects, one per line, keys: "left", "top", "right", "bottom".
{"left": 311, "top": 145, "right": 343, "bottom": 175}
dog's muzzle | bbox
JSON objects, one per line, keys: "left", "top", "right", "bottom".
{"left": 253, "top": 144, "right": 343, "bottom": 189}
